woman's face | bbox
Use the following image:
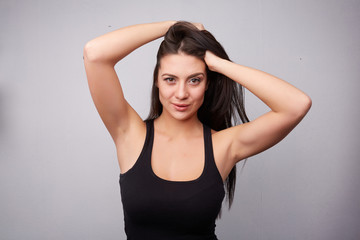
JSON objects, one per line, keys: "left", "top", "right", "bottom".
{"left": 157, "top": 53, "right": 207, "bottom": 121}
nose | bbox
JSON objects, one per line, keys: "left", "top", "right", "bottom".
{"left": 175, "top": 82, "right": 189, "bottom": 100}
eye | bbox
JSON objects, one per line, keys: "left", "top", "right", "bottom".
{"left": 164, "top": 77, "right": 176, "bottom": 84}
{"left": 189, "top": 77, "right": 201, "bottom": 85}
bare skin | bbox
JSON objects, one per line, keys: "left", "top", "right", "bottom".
{"left": 83, "top": 21, "right": 311, "bottom": 182}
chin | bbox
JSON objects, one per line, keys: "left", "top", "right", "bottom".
{"left": 171, "top": 111, "right": 198, "bottom": 121}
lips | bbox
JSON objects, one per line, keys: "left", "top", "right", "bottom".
{"left": 172, "top": 103, "right": 190, "bottom": 111}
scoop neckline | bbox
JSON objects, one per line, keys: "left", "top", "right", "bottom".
{"left": 149, "top": 121, "right": 207, "bottom": 184}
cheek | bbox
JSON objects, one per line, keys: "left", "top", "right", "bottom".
{"left": 158, "top": 85, "right": 173, "bottom": 103}
{"left": 192, "top": 87, "right": 207, "bottom": 103}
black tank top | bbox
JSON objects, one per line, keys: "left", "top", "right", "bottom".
{"left": 119, "top": 120, "right": 225, "bottom": 240}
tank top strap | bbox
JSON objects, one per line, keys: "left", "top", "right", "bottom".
{"left": 142, "top": 119, "right": 154, "bottom": 165}
{"left": 203, "top": 124, "right": 223, "bottom": 183}
{"left": 145, "top": 119, "right": 154, "bottom": 141}
{"left": 203, "top": 124, "right": 213, "bottom": 162}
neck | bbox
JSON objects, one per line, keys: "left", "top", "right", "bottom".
{"left": 154, "top": 114, "right": 203, "bottom": 138}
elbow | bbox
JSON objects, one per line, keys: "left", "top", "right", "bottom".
{"left": 293, "top": 94, "right": 312, "bottom": 119}
{"left": 83, "top": 41, "right": 95, "bottom": 62}
{"left": 301, "top": 94, "right": 312, "bottom": 114}
{"left": 83, "top": 40, "right": 103, "bottom": 63}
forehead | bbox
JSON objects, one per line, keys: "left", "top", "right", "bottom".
{"left": 159, "top": 53, "right": 206, "bottom": 76}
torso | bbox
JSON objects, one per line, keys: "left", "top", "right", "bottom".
{"left": 119, "top": 119, "right": 224, "bottom": 239}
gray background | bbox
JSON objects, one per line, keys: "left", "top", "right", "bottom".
{"left": 1, "top": 0, "right": 359, "bottom": 239}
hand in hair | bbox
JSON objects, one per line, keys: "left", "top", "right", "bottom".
{"left": 204, "top": 50, "right": 223, "bottom": 72}
{"left": 190, "top": 22, "right": 205, "bottom": 31}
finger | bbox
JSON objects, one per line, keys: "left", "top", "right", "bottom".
{"left": 192, "top": 22, "right": 205, "bottom": 31}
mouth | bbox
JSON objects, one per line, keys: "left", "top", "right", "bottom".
{"left": 172, "top": 103, "right": 190, "bottom": 111}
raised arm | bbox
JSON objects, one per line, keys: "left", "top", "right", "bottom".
{"left": 205, "top": 51, "right": 312, "bottom": 167}
{"left": 83, "top": 21, "right": 175, "bottom": 142}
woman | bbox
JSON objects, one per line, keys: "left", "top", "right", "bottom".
{"left": 83, "top": 21, "right": 311, "bottom": 240}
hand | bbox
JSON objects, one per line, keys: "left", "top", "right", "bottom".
{"left": 191, "top": 22, "right": 205, "bottom": 31}
{"left": 204, "top": 51, "right": 224, "bottom": 72}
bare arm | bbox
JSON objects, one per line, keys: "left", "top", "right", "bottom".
{"left": 83, "top": 21, "right": 175, "bottom": 142}
{"left": 205, "top": 51, "right": 312, "bottom": 165}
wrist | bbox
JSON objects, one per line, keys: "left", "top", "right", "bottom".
{"left": 157, "top": 20, "right": 176, "bottom": 32}
{"left": 209, "top": 58, "right": 228, "bottom": 73}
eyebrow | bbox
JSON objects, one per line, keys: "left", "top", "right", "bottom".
{"left": 161, "top": 72, "right": 205, "bottom": 78}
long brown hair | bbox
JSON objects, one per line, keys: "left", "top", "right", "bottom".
{"left": 146, "top": 21, "right": 249, "bottom": 209}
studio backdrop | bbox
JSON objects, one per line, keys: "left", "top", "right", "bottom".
{"left": 1, "top": 0, "right": 359, "bottom": 239}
